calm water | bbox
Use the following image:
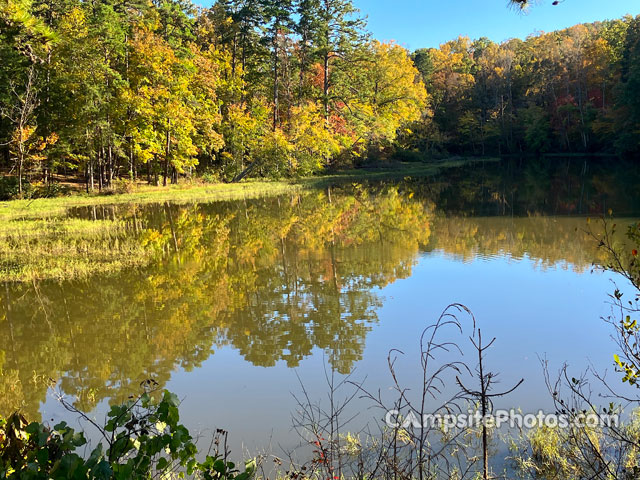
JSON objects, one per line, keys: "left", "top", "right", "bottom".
{"left": 1, "top": 158, "right": 639, "bottom": 456}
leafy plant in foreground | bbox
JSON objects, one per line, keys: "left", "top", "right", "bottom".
{"left": 0, "top": 388, "right": 256, "bottom": 479}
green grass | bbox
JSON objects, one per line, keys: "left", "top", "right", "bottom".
{"left": 0, "top": 180, "right": 302, "bottom": 221}
{"left": 0, "top": 159, "right": 490, "bottom": 221}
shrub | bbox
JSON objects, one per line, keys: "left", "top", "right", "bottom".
{"left": 0, "top": 389, "right": 256, "bottom": 480}
{"left": 200, "top": 170, "right": 220, "bottom": 184}
{"left": 0, "top": 177, "right": 31, "bottom": 200}
{"left": 392, "top": 148, "right": 427, "bottom": 163}
{"left": 31, "top": 182, "right": 70, "bottom": 199}
{"left": 112, "top": 179, "right": 138, "bottom": 195}
{"left": 0, "top": 178, "right": 69, "bottom": 200}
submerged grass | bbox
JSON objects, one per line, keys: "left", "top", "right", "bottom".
{"left": 0, "top": 217, "right": 151, "bottom": 282}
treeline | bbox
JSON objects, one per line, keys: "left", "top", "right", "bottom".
{"left": 0, "top": 0, "right": 426, "bottom": 194}
{"left": 403, "top": 16, "right": 640, "bottom": 158}
{"left": 1, "top": 0, "right": 639, "bottom": 196}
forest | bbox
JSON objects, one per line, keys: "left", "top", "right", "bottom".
{"left": 0, "top": 0, "right": 639, "bottom": 197}
{"left": 0, "top": 0, "right": 427, "bottom": 195}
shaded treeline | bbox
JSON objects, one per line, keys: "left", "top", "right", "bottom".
{"left": 413, "top": 157, "right": 640, "bottom": 216}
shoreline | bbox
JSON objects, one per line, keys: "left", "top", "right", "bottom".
{"left": 0, "top": 158, "right": 492, "bottom": 221}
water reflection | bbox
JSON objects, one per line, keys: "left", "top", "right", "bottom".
{"left": 0, "top": 158, "right": 638, "bottom": 420}
{"left": 0, "top": 186, "right": 432, "bottom": 417}
{"left": 428, "top": 216, "right": 610, "bottom": 270}
{"left": 415, "top": 156, "right": 640, "bottom": 216}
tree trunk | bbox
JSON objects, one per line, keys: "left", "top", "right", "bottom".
{"left": 17, "top": 155, "right": 23, "bottom": 195}
{"left": 163, "top": 122, "right": 170, "bottom": 187}
{"left": 323, "top": 0, "right": 330, "bottom": 126}
{"left": 130, "top": 141, "right": 135, "bottom": 180}
{"left": 231, "top": 32, "right": 238, "bottom": 76}
{"left": 163, "top": 158, "right": 169, "bottom": 187}
{"left": 98, "top": 150, "right": 104, "bottom": 192}
{"left": 298, "top": 33, "right": 308, "bottom": 104}
{"left": 232, "top": 161, "right": 258, "bottom": 183}
{"left": 108, "top": 143, "right": 113, "bottom": 187}
{"left": 323, "top": 52, "right": 330, "bottom": 125}
{"left": 273, "top": 26, "right": 279, "bottom": 131}
{"left": 89, "top": 159, "right": 95, "bottom": 192}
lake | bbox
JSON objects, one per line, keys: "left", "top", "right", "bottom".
{"left": 1, "top": 157, "right": 639, "bottom": 461}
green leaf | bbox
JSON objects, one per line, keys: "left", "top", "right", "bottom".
{"left": 157, "top": 457, "right": 169, "bottom": 471}
{"left": 36, "top": 447, "right": 49, "bottom": 465}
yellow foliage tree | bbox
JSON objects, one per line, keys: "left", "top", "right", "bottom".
{"left": 288, "top": 102, "right": 341, "bottom": 175}
{"left": 353, "top": 41, "right": 428, "bottom": 156}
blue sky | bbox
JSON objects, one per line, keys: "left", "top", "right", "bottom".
{"left": 351, "top": 0, "right": 640, "bottom": 50}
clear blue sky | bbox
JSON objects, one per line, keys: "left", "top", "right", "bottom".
{"left": 352, "top": 0, "right": 640, "bottom": 50}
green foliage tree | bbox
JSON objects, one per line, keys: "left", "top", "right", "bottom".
{"left": 400, "top": 15, "right": 640, "bottom": 158}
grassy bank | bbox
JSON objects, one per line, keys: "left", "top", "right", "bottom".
{"left": 0, "top": 159, "right": 491, "bottom": 221}
{"left": 0, "top": 179, "right": 302, "bottom": 221}
{"left": 0, "top": 180, "right": 299, "bottom": 281}
{"left": 0, "top": 180, "right": 301, "bottom": 281}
